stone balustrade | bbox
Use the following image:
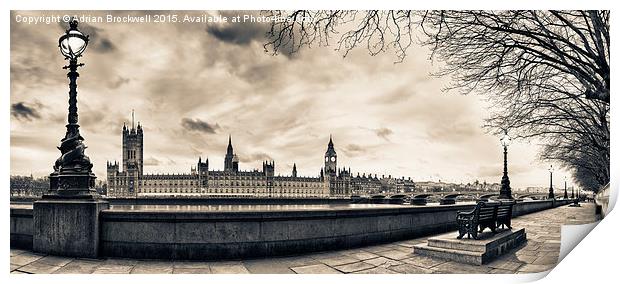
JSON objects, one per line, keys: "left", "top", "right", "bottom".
{"left": 10, "top": 199, "right": 574, "bottom": 260}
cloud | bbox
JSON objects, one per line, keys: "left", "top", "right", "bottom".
{"left": 10, "top": 133, "right": 47, "bottom": 148}
{"left": 476, "top": 163, "right": 530, "bottom": 179}
{"left": 144, "top": 157, "right": 161, "bottom": 166}
{"left": 11, "top": 102, "right": 41, "bottom": 121}
{"left": 206, "top": 12, "right": 268, "bottom": 46}
{"left": 426, "top": 120, "right": 479, "bottom": 143}
{"left": 96, "top": 38, "right": 115, "bottom": 53}
{"left": 78, "top": 109, "right": 107, "bottom": 131}
{"left": 239, "top": 152, "right": 273, "bottom": 163}
{"left": 342, "top": 144, "right": 367, "bottom": 157}
{"left": 374, "top": 127, "right": 393, "bottom": 141}
{"left": 181, "top": 118, "right": 220, "bottom": 134}
{"left": 9, "top": 10, "right": 558, "bottom": 188}
{"left": 370, "top": 86, "right": 413, "bottom": 104}
{"left": 108, "top": 76, "right": 130, "bottom": 89}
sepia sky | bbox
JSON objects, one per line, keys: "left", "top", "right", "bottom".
{"left": 10, "top": 10, "right": 574, "bottom": 189}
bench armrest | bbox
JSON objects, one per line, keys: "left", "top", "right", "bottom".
{"left": 457, "top": 208, "right": 476, "bottom": 216}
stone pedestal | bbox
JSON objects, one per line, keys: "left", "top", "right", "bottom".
{"left": 413, "top": 228, "right": 526, "bottom": 265}
{"left": 33, "top": 195, "right": 109, "bottom": 258}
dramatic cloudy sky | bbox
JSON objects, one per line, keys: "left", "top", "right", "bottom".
{"left": 10, "top": 10, "right": 573, "bottom": 189}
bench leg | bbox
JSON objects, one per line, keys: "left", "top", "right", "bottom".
{"left": 497, "top": 221, "right": 512, "bottom": 230}
{"left": 457, "top": 221, "right": 466, "bottom": 239}
{"left": 457, "top": 228, "right": 465, "bottom": 239}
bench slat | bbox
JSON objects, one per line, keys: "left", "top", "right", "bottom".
{"left": 457, "top": 201, "right": 514, "bottom": 240}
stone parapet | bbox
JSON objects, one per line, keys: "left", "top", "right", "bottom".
{"left": 11, "top": 199, "right": 575, "bottom": 259}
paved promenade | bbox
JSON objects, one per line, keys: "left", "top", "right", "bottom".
{"left": 10, "top": 203, "right": 598, "bottom": 274}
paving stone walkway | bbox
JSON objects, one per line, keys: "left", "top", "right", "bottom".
{"left": 10, "top": 203, "right": 598, "bottom": 274}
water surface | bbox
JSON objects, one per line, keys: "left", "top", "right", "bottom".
{"left": 10, "top": 202, "right": 469, "bottom": 212}
{"left": 107, "top": 204, "right": 408, "bottom": 212}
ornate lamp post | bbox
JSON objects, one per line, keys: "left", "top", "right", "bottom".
{"left": 48, "top": 18, "right": 97, "bottom": 197}
{"left": 498, "top": 130, "right": 513, "bottom": 199}
{"left": 33, "top": 19, "right": 108, "bottom": 259}
{"left": 563, "top": 176, "right": 568, "bottom": 199}
{"left": 548, "top": 165, "right": 555, "bottom": 199}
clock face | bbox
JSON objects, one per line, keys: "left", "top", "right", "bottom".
{"left": 331, "top": 157, "right": 336, "bottom": 162}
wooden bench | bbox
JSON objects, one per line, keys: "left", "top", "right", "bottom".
{"left": 496, "top": 200, "right": 515, "bottom": 229}
{"left": 456, "top": 201, "right": 515, "bottom": 240}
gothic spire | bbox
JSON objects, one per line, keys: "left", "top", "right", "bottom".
{"left": 325, "top": 134, "right": 336, "bottom": 156}
{"left": 227, "top": 134, "right": 233, "bottom": 154}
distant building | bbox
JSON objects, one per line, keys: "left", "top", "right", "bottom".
{"left": 333, "top": 173, "right": 416, "bottom": 196}
{"left": 107, "top": 116, "right": 403, "bottom": 198}
{"left": 95, "top": 180, "right": 107, "bottom": 196}
{"left": 524, "top": 186, "right": 549, "bottom": 194}
{"left": 398, "top": 177, "right": 416, "bottom": 193}
{"left": 415, "top": 181, "right": 457, "bottom": 192}
{"left": 351, "top": 174, "right": 382, "bottom": 195}
{"left": 10, "top": 175, "right": 48, "bottom": 197}
{"left": 413, "top": 180, "right": 499, "bottom": 193}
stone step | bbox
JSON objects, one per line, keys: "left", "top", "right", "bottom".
{"left": 413, "top": 243, "right": 486, "bottom": 265}
{"left": 427, "top": 228, "right": 525, "bottom": 253}
{"left": 413, "top": 227, "right": 527, "bottom": 265}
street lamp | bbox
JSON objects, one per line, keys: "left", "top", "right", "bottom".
{"left": 498, "top": 130, "right": 513, "bottom": 199}
{"left": 48, "top": 18, "right": 97, "bottom": 196}
{"left": 548, "top": 165, "right": 555, "bottom": 199}
{"left": 563, "top": 176, "right": 568, "bottom": 199}
{"left": 31, "top": 18, "right": 108, "bottom": 259}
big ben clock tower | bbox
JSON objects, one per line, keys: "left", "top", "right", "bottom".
{"left": 325, "top": 135, "right": 337, "bottom": 175}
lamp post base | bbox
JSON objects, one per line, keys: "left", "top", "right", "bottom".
{"left": 33, "top": 196, "right": 108, "bottom": 258}
{"left": 49, "top": 170, "right": 97, "bottom": 195}
{"left": 33, "top": 170, "right": 107, "bottom": 258}
{"left": 499, "top": 176, "right": 512, "bottom": 200}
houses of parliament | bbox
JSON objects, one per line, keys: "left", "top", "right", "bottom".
{"left": 106, "top": 116, "right": 415, "bottom": 198}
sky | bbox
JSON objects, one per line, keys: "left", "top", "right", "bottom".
{"left": 10, "top": 10, "right": 574, "bottom": 189}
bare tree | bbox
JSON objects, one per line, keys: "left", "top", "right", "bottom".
{"left": 263, "top": 10, "right": 610, "bottom": 191}
{"left": 264, "top": 10, "right": 417, "bottom": 62}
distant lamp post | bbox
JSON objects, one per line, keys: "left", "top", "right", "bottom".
{"left": 48, "top": 18, "right": 96, "bottom": 196}
{"left": 570, "top": 188, "right": 581, "bottom": 207}
{"left": 498, "top": 130, "right": 513, "bottom": 199}
{"left": 548, "top": 165, "right": 555, "bottom": 199}
{"left": 563, "top": 177, "right": 568, "bottom": 199}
